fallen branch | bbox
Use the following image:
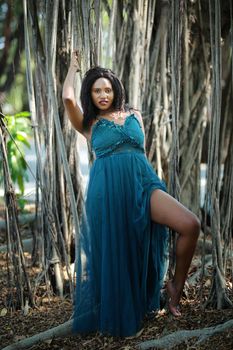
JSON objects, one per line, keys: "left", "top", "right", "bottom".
{"left": 0, "top": 238, "right": 35, "bottom": 254}
{"left": 1, "top": 320, "right": 73, "bottom": 350}
{"left": 0, "top": 213, "right": 36, "bottom": 230}
{"left": 0, "top": 237, "right": 43, "bottom": 254}
{"left": 136, "top": 319, "right": 233, "bottom": 349}
{"left": 2, "top": 318, "right": 233, "bottom": 350}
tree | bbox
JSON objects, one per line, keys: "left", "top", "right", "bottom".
{"left": 0, "top": 108, "right": 34, "bottom": 311}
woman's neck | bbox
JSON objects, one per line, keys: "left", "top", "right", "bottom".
{"left": 99, "top": 110, "right": 129, "bottom": 121}
{"left": 99, "top": 108, "right": 120, "bottom": 117}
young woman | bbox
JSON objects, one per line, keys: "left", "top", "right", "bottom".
{"left": 62, "top": 51, "right": 200, "bottom": 337}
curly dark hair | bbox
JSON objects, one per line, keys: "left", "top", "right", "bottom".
{"left": 80, "top": 66, "right": 126, "bottom": 131}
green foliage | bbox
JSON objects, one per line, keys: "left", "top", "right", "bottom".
{"left": 0, "top": 111, "right": 32, "bottom": 196}
{"left": 0, "top": 51, "right": 29, "bottom": 113}
{"left": 0, "top": 1, "right": 27, "bottom": 111}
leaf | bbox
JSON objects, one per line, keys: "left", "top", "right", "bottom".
{"left": 14, "top": 111, "right": 31, "bottom": 118}
{"left": 17, "top": 174, "right": 25, "bottom": 194}
{"left": 16, "top": 130, "right": 27, "bottom": 138}
{"left": 204, "top": 279, "right": 211, "bottom": 287}
{"left": 0, "top": 308, "right": 8, "bottom": 317}
{"left": 17, "top": 137, "right": 31, "bottom": 149}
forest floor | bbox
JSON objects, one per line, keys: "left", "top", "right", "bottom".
{"left": 0, "top": 207, "right": 232, "bottom": 350}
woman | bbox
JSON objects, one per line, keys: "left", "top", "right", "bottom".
{"left": 62, "top": 51, "right": 200, "bottom": 337}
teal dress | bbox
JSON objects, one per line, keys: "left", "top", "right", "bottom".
{"left": 73, "top": 114, "right": 168, "bottom": 337}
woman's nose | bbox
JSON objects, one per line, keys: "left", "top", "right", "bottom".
{"left": 100, "top": 90, "right": 107, "bottom": 98}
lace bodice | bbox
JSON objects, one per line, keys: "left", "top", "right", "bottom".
{"left": 91, "top": 114, "right": 145, "bottom": 158}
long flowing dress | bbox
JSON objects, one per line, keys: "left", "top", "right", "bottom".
{"left": 73, "top": 113, "right": 169, "bottom": 337}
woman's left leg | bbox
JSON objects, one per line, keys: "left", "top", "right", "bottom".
{"left": 150, "top": 189, "right": 200, "bottom": 315}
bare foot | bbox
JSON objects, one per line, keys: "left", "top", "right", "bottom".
{"left": 166, "top": 280, "right": 182, "bottom": 317}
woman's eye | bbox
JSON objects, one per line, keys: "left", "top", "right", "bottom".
{"left": 92, "top": 88, "right": 112, "bottom": 94}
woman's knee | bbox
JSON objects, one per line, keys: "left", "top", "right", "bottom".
{"left": 185, "top": 213, "right": 201, "bottom": 238}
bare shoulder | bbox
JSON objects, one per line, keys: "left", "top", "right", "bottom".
{"left": 130, "top": 109, "right": 146, "bottom": 150}
{"left": 130, "top": 109, "right": 144, "bottom": 129}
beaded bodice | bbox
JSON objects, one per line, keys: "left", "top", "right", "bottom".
{"left": 91, "top": 114, "right": 145, "bottom": 158}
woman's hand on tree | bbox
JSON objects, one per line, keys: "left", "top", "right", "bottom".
{"left": 70, "top": 50, "right": 81, "bottom": 72}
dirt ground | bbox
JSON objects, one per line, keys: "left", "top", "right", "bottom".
{"left": 0, "top": 251, "right": 232, "bottom": 350}
{"left": 0, "top": 202, "right": 232, "bottom": 350}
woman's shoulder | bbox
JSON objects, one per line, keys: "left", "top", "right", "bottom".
{"left": 128, "top": 108, "right": 144, "bottom": 127}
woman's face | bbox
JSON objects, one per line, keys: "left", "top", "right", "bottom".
{"left": 91, "top": 78, "right": 114, "bottom": 112}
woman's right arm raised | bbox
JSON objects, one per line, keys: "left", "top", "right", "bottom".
{"left": 62, "top": 51, "right": 84, "bottom": 134}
